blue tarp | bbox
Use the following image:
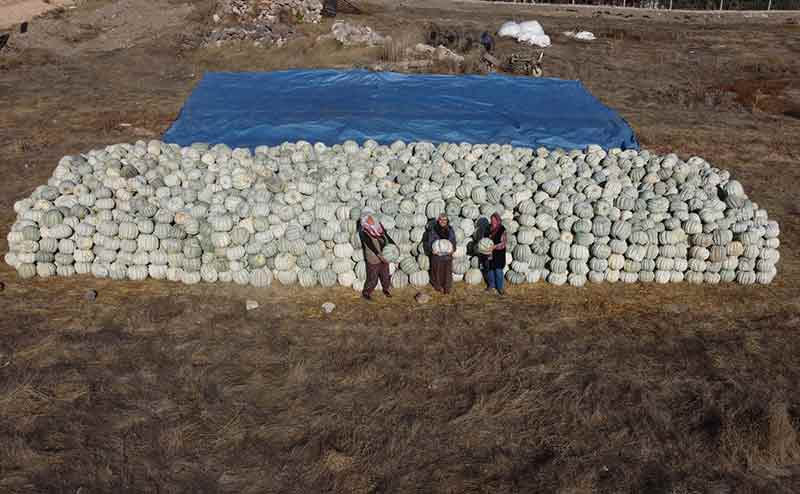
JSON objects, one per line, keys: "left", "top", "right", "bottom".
{"left": 164, "top": 70, "right": 639, "bottom": 150}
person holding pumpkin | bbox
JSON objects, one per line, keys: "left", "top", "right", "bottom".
{"left": 428, "top": 213, "right": 456, "bottom": 294}
{"left": 479, "top": 212, "right": 508, "bottom": 295}
{"left": 359, "top": 211, "right": 396, "bottom": 301}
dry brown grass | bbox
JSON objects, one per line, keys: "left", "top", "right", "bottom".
{"left": 379, "top": 31, "right": 423, "bottom": 63}
{"left": 1, "top": 1, "right": 800, "bottom": 493}
{"left": 195, "top": 34, "right": 382, "bottom": 72}
{"left": 1, "top": 273, "right": 798, "bottom": 493}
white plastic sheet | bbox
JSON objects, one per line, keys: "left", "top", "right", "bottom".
{"left": 498, "top": 21, "right": 520, "bottom": 38}
{"left": 497, "top": 20, "right": 551, "bottom": 48}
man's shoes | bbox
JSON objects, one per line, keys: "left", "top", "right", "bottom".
{"left": 362, "top": 293, "right": 372, "bottom": 301}
{"left": 383, "top": 291, "right": 392, "bottom": 298}
{"left": 497, "top": 289, "right": 505, "bottom": 296}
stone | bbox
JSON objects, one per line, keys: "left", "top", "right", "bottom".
{"left": 206, "top": 0, "right": 321, "bottom": 46}
{"left": 434, "top": 45, "right": 464, "bottom": 64}
{"left": 414, "top": 43, "right": 436, "bottom": 55}
{"left": 415, "top": 292, "right": 431, "bottom": 304}
{"left": 327, "top": 21, "right": 385, "bottom": 47}
{"left": 246, "top": 299, "right": 259, "bottom": 311}
{"left": 84, "top": 289, "right": 97, "bottom": 302}
{"left": 321, "top": 301, "right": 336, "bottom": 313}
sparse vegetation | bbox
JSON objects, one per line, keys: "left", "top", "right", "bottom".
{"left": 1, "top": 0, "right": 799, "bottom": 492}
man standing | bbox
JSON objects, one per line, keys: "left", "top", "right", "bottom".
{"left": 428, "top": 213, "right": 456, "bottom": 294}
{"left": 359, "top": 211, "right": 395, "bottom": 301}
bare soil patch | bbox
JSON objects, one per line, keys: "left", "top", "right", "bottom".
{"left": 0, "top": 0, "right": 74, "bottom": 29}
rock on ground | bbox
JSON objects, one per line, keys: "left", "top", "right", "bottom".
{"left": 415, "top": 292, "right": 431, "bottom": 304}
{"left": 412, "top": 43, "right": 464, "bottom": 64}
{"left": 322, "top": 21, "right": 386, "bottom": 47}
{"left": 207, "top": 0, "right": 322, "bottom": 46}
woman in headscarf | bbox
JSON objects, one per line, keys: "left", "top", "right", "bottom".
{"left": 428, "top": 213, "right": 456, "bottom": 294}
{"left": 480, "top": 212, "right": 508, "bottom": 295}
{"left": 359, "top": 210, "right": 395, "bottom": 301}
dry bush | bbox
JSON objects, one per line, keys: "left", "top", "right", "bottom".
{"left": 379, "top": 29, "right": 423, "bottom": 63}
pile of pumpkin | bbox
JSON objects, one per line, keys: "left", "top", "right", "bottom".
{"left": 4, "top": 140, "right": 781, "bottom": 289}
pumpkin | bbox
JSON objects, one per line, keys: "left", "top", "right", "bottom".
{"left": 331, "top": 258, "right": 354, "bottom": 274}
{"left": 41, "top": 210, "right": 64, "bottom": 227}
{"left": 17, "top": 263, "right": 37, "bottom": 279}
{"left": 46, "top": 224, "right": 73, "bottom": 239}
{"left": 276, "top": 270, "right": 298, "bottom": 285}
{"left": 610, "top": 221, "right": 632, "bottom": 240}
{"left": 550, "top": 240, "right": 570, "bottom": 260}
{"left": 318, "top": 270, "right": 337, "bottom": 288}
{"left": 56, "top": 264, "right": 75, "bottom": 277}
{"left": 477, "top": 238, "right": 495, "bottom": 255}
{"left": 226, "top": 246, "right": 246, "bottom": 261}
{"left": 686, "top": 271, "right": 704, "bottom": 284}
{"left": 409, "top": 270, "right": 430, "bottom": 287}
{"left": 568, "top": 273, "right": 587, "bottom": 287}
{"left": 183, "top": 271, "right": 203, "bottom": 285}
{"left": 506, "top": 270, "right": 526, "bottom": 285}
{"left": 144, "top": 264, "right": 165, "bottom": 279}
{"left": 570, "top": 245, "right": 590, "bottom": 260}
{"left": 274, "top": 253, "right": 296, "bottom": 271}
{"left": 308, "top": 257, "right": 328, "bottom": 273}
{"left": 135, "top": 234, "right": 158, "bottom": 252}
{"left": 432, "top": 239, "right": 453, "bottom": 256}
{"left": 247, "top": 268, "right": 271, "bottom": 287}
{"left": 516, "top": 228, "right": 538, "bottom": 245}
{"left": 381, "top": 244, "right": 400, "bottom": 263}
{"left": 200, "top": 264, "right": 219, "bottom": 283}
{"left": 298, "top": 269, "right": 318, "bottom": 288}
{"left": 549, "top": 259, "right": 568, "bottom": 274}
{"left": 4, "top": 140, "right": 780, "bottom": 288}
{"left": 338, "top": 271, "right": 356, "bottom": 287}
{"left": 464, "top": 268, "right": 483, "bottom": 285}
{"left": 127, "top": 265, "right": 148, "bottom": 281}
{"left": 334, "top": 243, "right": 354, "bottom": 258}
{"left": 54, "top": 251, "right": 75, "bottom": 265}
{"left": 638, "top": 271, "right": 655, "bottom": 283}
{"left": 547, "top": 272, "right": 567, "bottom": 286}
{"left": 210, "top": 215, "right": 234, "bottom": 232}
{"left": 391, "top": 271, "right": 409, "bottom": 289}
{"left": 399, "top": 257, "right": 419, "bottom": 274}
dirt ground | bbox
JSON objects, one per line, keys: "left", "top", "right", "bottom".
{"left": 1, "top": 1, "right": 800, "bottom": 493}
{"left": 0, "top": 0, "right": 74, "bottom": 29}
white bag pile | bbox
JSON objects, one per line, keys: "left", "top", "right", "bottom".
{"left": 498, "top": 20, "right": 551, "bottom": 48}
{"left": 5, "top": 140, "right": 781, "bottom": 290}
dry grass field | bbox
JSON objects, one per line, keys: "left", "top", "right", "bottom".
{"left": 1, "top": 1, "right": 799, "bottom": 492}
